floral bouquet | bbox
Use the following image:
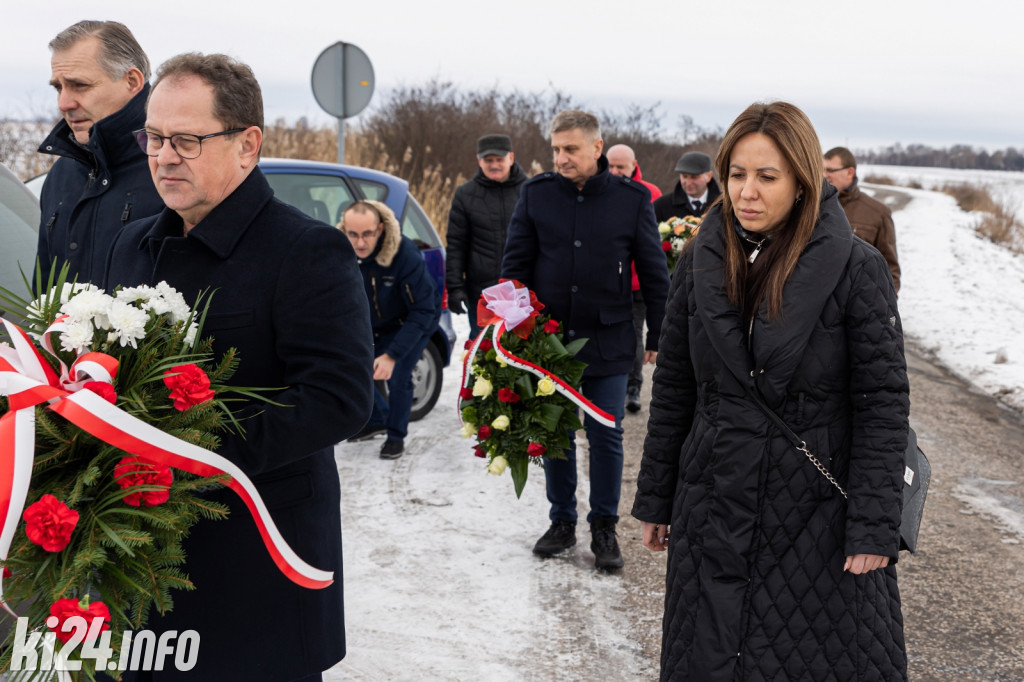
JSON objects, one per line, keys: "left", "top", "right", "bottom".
{"left": 458, "top": 281, "right": 614, "bottom": 498}
{"left": 0, "top": 268, "right": 324, "bottom": 679}
{"left": 658, "top": 215, "right": 702, "bottom": 275}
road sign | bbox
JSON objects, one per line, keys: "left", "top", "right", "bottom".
{"left": 310, "top": 42, "right": 375, "bottom": 162}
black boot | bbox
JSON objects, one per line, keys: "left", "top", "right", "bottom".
{"left": 532, "top": 521, "right": 576, "bottom": 557}
{"left": 590, "top": 516, "right": 624, "bottom": 570}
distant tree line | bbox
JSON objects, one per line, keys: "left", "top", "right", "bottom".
{"left": 855, "top": 143, "right": 1024, "bottom": 172}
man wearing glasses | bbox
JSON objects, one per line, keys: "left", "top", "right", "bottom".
{"left": 37, "top": 20, "right": 164, "bottom": 286}
{"left": 104, "top": 53, "right": 373, "bottom": 682}
{"left": 824, "top": 146, "right": 901, "bottom": 293}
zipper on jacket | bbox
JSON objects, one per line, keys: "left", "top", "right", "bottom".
{"left": 797, "top": 392, "right": 805, "bottom": 424}
{"left": 46, "top": 212, "right": 58, "bottom": 235}
{"left": 370, "top": 275, "right": 383, "bottom": 319}
{"left": 120, "top": 193, "right": 133, "bottom": 224}
{"left": 403, "top": 283, "right": 416, "bottom": 305}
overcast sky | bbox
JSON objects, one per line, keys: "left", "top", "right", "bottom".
{"left": 3, "top": 0, "right": 1022, "bottom": 152}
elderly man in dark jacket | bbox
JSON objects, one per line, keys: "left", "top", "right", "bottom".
{"left": 502, "top": 110, "right": 670, "bottom": 570}
{"left": 653, "top": 151, "right": 721, "bottom": 224}
{"left": 38, "top": 21, "right": 163, "bottom": 286}
{"left": 104, "top": 53, "right": 372, "bottom": 682}
{"left": 342, "top": 199, "right": 442, "bottom": 459}
{"left": 446, "top": 133, "right": 527, "bottom": 338}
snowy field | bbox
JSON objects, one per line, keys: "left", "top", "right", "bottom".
{"left": 326, "top": 175, "right": 1024, "bottom": 680}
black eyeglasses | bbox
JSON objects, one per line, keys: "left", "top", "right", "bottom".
{"left": 133, "top": 128, "right": 246, "bottom": 159}
{"left": 823, "top": 165, "right": 851, "bottom": 174}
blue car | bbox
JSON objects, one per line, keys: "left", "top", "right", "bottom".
{"left": 259, "top": 158, "right": 456, "bottom": 421}
{"left": 19, "top": 159, "right": 456, "bottom": 422}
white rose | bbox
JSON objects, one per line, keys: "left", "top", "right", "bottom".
{"left": 492, "top": 415, "right": 510, "bottom": 431}
{"left": 487, "top": 455, "right": 509, "bottom": 475}
{"left": 536, "top": 376, "right": 556, "bottom": 396}
{"left": 473, "top": 377, "right": 493, "bottom": 398}
{"left": 460, "top": 422, "right": 475, "bottom": 438}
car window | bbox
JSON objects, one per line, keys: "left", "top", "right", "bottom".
{"left": 264, "top": 172, "right": 356, "bottom": 227}
{"left": 0, "top": 165, "right": 41, "bottom": 295}
{"left": 352, "top": 178, "right": 389, "bottom": 203}
{"left": 401, "top": 196, "right": 441, "bottom": 250}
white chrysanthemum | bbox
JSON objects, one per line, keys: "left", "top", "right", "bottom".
{"left": 145, "top": 296, "right": 173, "bottom": 317}
{"left": 62, "top": 289, "right": 113, "bottom": 323}
{"left": 107, "top": 299, "right": 149, "bottom": 348}
{"left": 116, "top": 285, "right": 158, "bottom": 304}
{"left": 58, "top": 282, "right": 101, "bottom": 304}
{"left": 183, "top": 322, "right": 198, "bottom": 348}
{"left": 60, "top": 320, "right": 96, "bottom": 354}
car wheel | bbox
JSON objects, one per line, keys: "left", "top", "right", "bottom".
{"left": 374, "top": 341, "right": 444, "bottom": 422}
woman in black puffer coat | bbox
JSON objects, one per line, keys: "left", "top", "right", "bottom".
{"left": 632, "top": 101, "right": 909, "bottom": 682}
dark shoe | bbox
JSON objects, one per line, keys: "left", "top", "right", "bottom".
{"left": 626, "top": 389, "right": 641, "bottom": 414}
{"left": 379, "top": 439, "right": 404, "bottom": 459}
{"left": 348, "top": 423, "right": 386, "bottom": 442}
{"left": 590, "top": 516, "right": 625, "bottom": 570}
{"left": 532, "top": 521, "right": 577, "bottom": 557}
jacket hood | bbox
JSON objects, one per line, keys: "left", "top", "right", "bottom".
{"left": 359, "top": 199, "right": 402, "bottom": 268}
{"left": 39, "top": 83, "right": 151, "bottom": 169}
{"left": 472, "top": 161, "right": 527, "bottom": 188}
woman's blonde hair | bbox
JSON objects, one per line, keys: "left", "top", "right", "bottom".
{"left": 715, "top": 101, "right": 824, "bottom": 319}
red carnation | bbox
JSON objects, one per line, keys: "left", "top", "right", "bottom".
{"left": 543, "top": 319, "right": 560, "bottom": 334}
{"left": 478, "top": 339, "right": 493, "bottom": 352}
{"left": 498, "top": 387, "right": 520, "bottom": 403}
{"left": 114, "top": 457, "right": 173, "bottom": 507}
{"left": 83, "top": 381, "right": 117, "bottom": 404}
{"left": 3, "top": 567, "right": 11, "bottom": 579}
{"left": 477, "top": 425, "right": 493, "bottom": 440}
{"left": 661, "top": 241, "right": 672, "bottom": 252}
{"left": 48, "top": 598, "right": 111, "bottom": 644}
{"left": 23, "top": 495, "right": 78, "bottom": 552}
{"left": 464, "top": 339, "right": 474, "bottom": 350}
{"left": 459, "top": 387, "right": 474, "bottom": 401}
{"left": 474, "top": 447, "right": 487, "bottom": 458}
{"left": 527, "top": 442, "right": 546, "bottom": 458}
{"left": 162, "top": 364, "right": 215, "bottom": 411}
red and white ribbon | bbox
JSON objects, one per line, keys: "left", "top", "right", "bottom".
{"left": 0, "top": 317, "right": 333, "bottom": 612}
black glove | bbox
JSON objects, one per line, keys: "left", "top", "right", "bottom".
{"left": 449, "top": 288, "right": 469, "bottom": 315}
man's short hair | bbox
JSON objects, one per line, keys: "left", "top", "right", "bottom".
{"left": 824, "top": 146, "right": 857, "bottom": 169}
{"left": 549, "top": 110, "right": 601, "bottom": 141}
{"left": 154, "top": 53, "right": 264, "bottom": 133}
{"left": 49, "top": 20, "right": 151, "bottom": 81}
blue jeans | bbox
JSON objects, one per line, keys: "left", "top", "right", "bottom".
{"left": 543, "top": 373, "right": 628, "bottom": 524}
{"left": 369, "top": 330, "right": 433, "bottom": 442}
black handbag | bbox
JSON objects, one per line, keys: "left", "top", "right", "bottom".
{"left": 746, "top": 389, "right": 930, "bottom": 553}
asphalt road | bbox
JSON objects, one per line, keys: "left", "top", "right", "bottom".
{"left": 615, "top": 344, "right": 1024, "bottom": 681}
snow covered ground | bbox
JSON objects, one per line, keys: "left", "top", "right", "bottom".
{"left": 325, "top": 176, "right": 1024, "bottom": 680}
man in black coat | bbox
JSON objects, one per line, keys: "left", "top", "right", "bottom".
{"left": 38, "top": 21, "right": 164, "bottom": 286}
{"left": 652, "top": 151, "right": 721, "bottom": 223}
{"left": 104, "top": 53, "right": 373, "bottom": 682}
{"left": 502, "top": 110, "right": 669, "bottom": 570}
{"left": 446, "top": 133, "right": 527, "bottom": 338}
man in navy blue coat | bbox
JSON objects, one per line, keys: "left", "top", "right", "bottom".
{"left": 104, "top": 53, "right": 373, "bottom": 682}
{"left": 341, "top": 199, "right": 441, "bottom": 459}
{"left": 38, "top": 21, "right": 164, "bottom": 286}
{"left": 501, "top": 110, "right": 670, "bottom": 570}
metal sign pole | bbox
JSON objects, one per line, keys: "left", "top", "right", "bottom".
{"left": 337, "top": 117, "right": 345, "bottom": 164}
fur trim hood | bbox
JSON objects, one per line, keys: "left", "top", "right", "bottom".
{"left": 341, "top": 199, "right": 402, "bottom": 267}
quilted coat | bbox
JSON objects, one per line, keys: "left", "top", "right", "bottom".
{"left": 632, "top": 183, "right": 910, "bottom": 681}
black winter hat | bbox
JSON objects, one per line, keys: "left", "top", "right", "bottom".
{"left": 477, "top": 134, "right": 512, "bottom": 158}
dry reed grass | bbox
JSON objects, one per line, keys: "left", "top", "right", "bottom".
{"left": 940, "top": 182, "right": 1023, "bottom": 252}
{"left": 0, "top": 121, "right": 56, "bottom": 179}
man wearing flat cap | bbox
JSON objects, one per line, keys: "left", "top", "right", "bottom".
{"left": 446, "top": 133, "right": 528, "bottom": 337}
{"left": 653, "top": 150, "right": 721, "bottom": 223}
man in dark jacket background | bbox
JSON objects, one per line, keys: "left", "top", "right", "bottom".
{"left": 502, "top": 110, "right": 670, "bottom": 571}
{"left": 104, "top": 52, "right": 373, "bottom": 682}
{"left": 824, "top": 146, "right": 901, "bottom": 292}
{"left": 652, "top": 151, "right": 721, "bottom": 223}
{"left": 446, "top": 133, "right": 527, "bottom": 337}
{"left": 342, "top": 199, "right": 442, "bottom": 459}
{"left": 38, "top": 20, "right": 164, "bottom": 286}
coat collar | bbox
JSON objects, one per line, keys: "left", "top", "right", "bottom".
{"left": 672, "top": 176, "right": 720, "bottom": 207}
{"left": 39, "top": 83, "right": 151, "bottom": 171}
{"left": 472, "top": 161, "right": 527, "bottom": 189}
{"left": 693, "top": 182, "right": 852, "bottom": 403}
{"left": 136, "top": 167, "right": 274, "bottom": 260}
{"left": 553, "top": 155, "right": 612, "bottom": 195}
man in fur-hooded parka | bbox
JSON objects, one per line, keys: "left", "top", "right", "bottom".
{"left": 632, "top": 183, "right": 910, "bottom": 681}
